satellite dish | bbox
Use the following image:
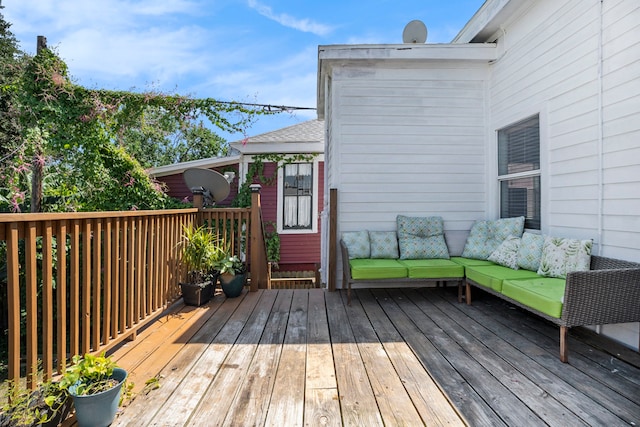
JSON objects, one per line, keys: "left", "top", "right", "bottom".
{"left": 183, "top": 168, "right": 231, "bottom": 207}
{"left": 402, "top": 20, "right": 427, "bottom": 44}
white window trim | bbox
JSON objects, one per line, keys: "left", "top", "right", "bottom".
{"left": 277, "top": 157, "right": 320, "bottom": 234}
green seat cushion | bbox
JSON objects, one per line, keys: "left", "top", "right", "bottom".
{"left": 450, "top": 257, "right": 496, "bottom": 267}
{"left": 465, "top": 265, "right": 540, "bottom": 292}
{"left": 349, "top": 259, "right": 408, "bottom": 280}
{"left": 501, "top": 277, "right": 566, "bottom": 318}
{"left": 397, "top": 259, "right": 464, "bottom": 279}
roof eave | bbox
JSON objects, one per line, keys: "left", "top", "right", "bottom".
{"left": 453, "top": 0, "right": 529, "bottom": 43}
{"left": 148, "top": 154, "right": 241, "bottom": 178}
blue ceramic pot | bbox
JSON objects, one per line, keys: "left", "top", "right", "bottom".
{"left": 219, "top": 273, "right": 247, "bottom": 298}
{"left": 69, "top": 367, "right": 127, "bottom": 427}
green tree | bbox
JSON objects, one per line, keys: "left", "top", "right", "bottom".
{"left": 0, "top": 13, "right": 273, "bottom": 212}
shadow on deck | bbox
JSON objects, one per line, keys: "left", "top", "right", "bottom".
{"left": 106, "top": 286, "right": 640, "bottom": 426}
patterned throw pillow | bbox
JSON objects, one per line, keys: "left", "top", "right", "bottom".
{"left": 398, "top": 235, "right": 450, "bottom": 259}
{"left": 461, "top": 216, "right": 525, "bottom": 260}
{"left": 397, "top": 215, "right": 450, "bottom": 259}
{"left": 537, "top": 236, "right": 592, "bottom": 279}
{"left": 369, "top": 231, "right": 399, "bottom": 259}
{"left": 397, "top": 215, "right": 443, "bottom": 238}
{"left": 342, "top": 231, "right": 370, "bottom": 259}
{"left": 517, "top": 232, "right": 545, "bottom": 271}
{"left": 488, "top": 235, "right": 521, "bottom": 269}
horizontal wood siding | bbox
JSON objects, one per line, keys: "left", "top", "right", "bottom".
{"left": 489, "top": 0, "right": 640, "bottom": 348}
{"left": 330, "top": 64, "right": 488, "bottom": 279}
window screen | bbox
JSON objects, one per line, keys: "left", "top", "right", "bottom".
{"left": 498, "top": 116, "right": 541, "bottom": 230}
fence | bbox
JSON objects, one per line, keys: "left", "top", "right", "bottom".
{"left": 1, "top": 191, "right": 266, "bottom": 390}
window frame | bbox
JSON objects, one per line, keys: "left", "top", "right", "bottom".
{"left": 497, "top": 114, "right": 541, "bottom": 230}
{"left": 277, "top": 158, "right": 319, "bottom": 234}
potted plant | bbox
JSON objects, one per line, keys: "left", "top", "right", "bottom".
{"left": 216, "top": 250, "right": 247, "bottom": 298}
{"left": 58, "top": 353, "right": 129, "bottom": 427}
{"left": 179, "top": 224, "right": 224, "bottom": 306}
{"left": 0, "top": 380, "right": 71, "bottom": 427}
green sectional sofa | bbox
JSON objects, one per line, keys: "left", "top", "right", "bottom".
{"left": 340, "top": 215, "right": 640, "bottom": 363}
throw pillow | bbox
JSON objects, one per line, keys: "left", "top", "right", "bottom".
{"left": 461, "top": 216, "right": 525, "bottom": 260}
{"left": 398, "top": 235, "right": 450, "bottom": 260}
{"left": 488, "top": 235, "right": 521, "bottom": 269}
{"left": 369, "top": 231, "right": 399, "bottom": 259}
{"left": 397, "top": 215, "right": 443, "bottom": 238}
{"left": 537, "top": 236, "right": 592, "bottom": 279}
{"left": 517, "top": 232, "right": 545, "bottom": 271}
{"left": 342, "top": 231, "right": 370, "bottom": 259}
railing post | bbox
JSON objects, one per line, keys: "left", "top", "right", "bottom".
{"left": 328, "top": 188, "right": 337, "bottom": 292}
{"left": 250, "top": 185, "right": 268, "bottom": 290}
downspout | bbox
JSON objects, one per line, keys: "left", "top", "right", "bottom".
{"left": 596, "top": 0, "right": 604, "bottom": 335}
{"left": 597, "top": 0, "right": 604, "bottom": 253}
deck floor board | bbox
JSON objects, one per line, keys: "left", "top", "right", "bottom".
{"left": 109, "top": 287, "right": 640, "bottom": 427}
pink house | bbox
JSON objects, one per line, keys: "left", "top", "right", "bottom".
{"left": 150, "top": 119, "right": 325, "bottom": 275}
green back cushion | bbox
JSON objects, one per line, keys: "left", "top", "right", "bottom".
{"left": 462, "top": 217, "right": 525, "bottom": 260}
{"left": 466, "top": 265, "right": 540, "bottom": 292}
{"left": 342, "top": 231, "right": 370, "bottom": 259}
{"left": 517, "top": 232, "right": 545, "bottom": 271}
{"left": 397, "top": 215, "right": 450, "bottom": 259}
{"left": 502, "top": 277, "right": 566, "bottom": 318}
{"left": 349, "top": 259, "right": 407, "bottom": 280}
{"left": 537, "top": 236, "right": 592, "bottom": 279}
{"left": 397, "top": 259, "right": 464, "bottom": 279}
{"left": 369, "top": 231, "right": 399, "bottom": 259}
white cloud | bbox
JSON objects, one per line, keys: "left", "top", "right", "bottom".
{"left": 247, "top": 0, "right": 332, "bottom": 36}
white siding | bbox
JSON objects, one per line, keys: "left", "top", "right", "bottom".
{"left": 488, "top": 0, "right": 640, "bottom": 348}
{"left": 327, "top": 62, "right": 488, "bottom": 276}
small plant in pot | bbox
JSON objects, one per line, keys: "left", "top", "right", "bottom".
{"left": 179, "top": 224, "right": 224, "bottom": 306}
{"left": 58, "top": 353, "right": 130, "bottom": 427}
{"left": 216, "top": 250, "right": 247, "bottom": 298}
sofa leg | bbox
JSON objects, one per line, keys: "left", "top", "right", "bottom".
{"left": 560, "top": 326, "right": 569, "bottom": 363}
{"left": 465, "top": 282, "right": 472, "bottom": 305}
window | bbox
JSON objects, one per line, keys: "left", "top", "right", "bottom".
{"left": 498, "top": 115, "right": 541, "bottom": 230}
{"left": 283, "top": 163, "right": 313, "bottom": 230}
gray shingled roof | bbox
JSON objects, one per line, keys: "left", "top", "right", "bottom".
{"left": 238, "top": 119, "right": 324, "bottom": 144}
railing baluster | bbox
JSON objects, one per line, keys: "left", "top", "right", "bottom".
{"left": 92, "top": 219, "right": 102, "bottom": 351}
{"left": 6, "top": 222, "right": 21, "bottom": 383}
{"left": 25, "top": 222, "right": 38, "bottom": 389}
{"left": 103, "top": 219, "right": 112, "bottom": 346}
{"left": 42, "top": 221, "right": 54, "bottom": 381}
{"left": 56, "top": 221, "right": 67, "bottom": 374}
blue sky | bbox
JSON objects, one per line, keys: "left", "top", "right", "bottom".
{"left": 3, "top": 0, "right": 485, "bottom": 142}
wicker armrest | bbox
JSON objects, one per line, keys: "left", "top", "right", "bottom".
{"left": 562, "top": 267, "right": 640, "bottom": 327}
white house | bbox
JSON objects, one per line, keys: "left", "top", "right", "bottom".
{"left": 317, "top": 0, "right": 640, "bottom": 349}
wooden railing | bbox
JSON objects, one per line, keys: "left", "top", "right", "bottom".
{"left": 1, "top": 188, "right": 270, "bottom": 390}
{"left": 1, "top": 209, "right": 196, "bottom": 388}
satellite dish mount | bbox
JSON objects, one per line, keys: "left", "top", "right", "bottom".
{"left": 183, "top": 168, "right": 233, "bottom": 208}
{"left": 402, "top": 20, "right": 427, "bottom": 44}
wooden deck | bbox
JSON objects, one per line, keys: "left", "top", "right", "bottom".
{"left": 108, "top": 286, "right": 640, "bottom": 426}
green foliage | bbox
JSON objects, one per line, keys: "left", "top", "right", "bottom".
{"left": 58, "top": 353, "right": 124, "bottom": 397}
{"left": 232, "top": 153, "right": 317, "bottom": 208}
{"left": 0, "top": 12, "right": 277, "bottom": 213}
{"left": 216, "top": 254, "right": 246, "bottom": 276}
{"left": 264, "top": 221, "right": 280, "bottom": 265}
{"left": 180, "top": 225, "right": 225, "bottom": 283}
{"left": 0, "top": 380, "right": 68, "bottom": 427}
